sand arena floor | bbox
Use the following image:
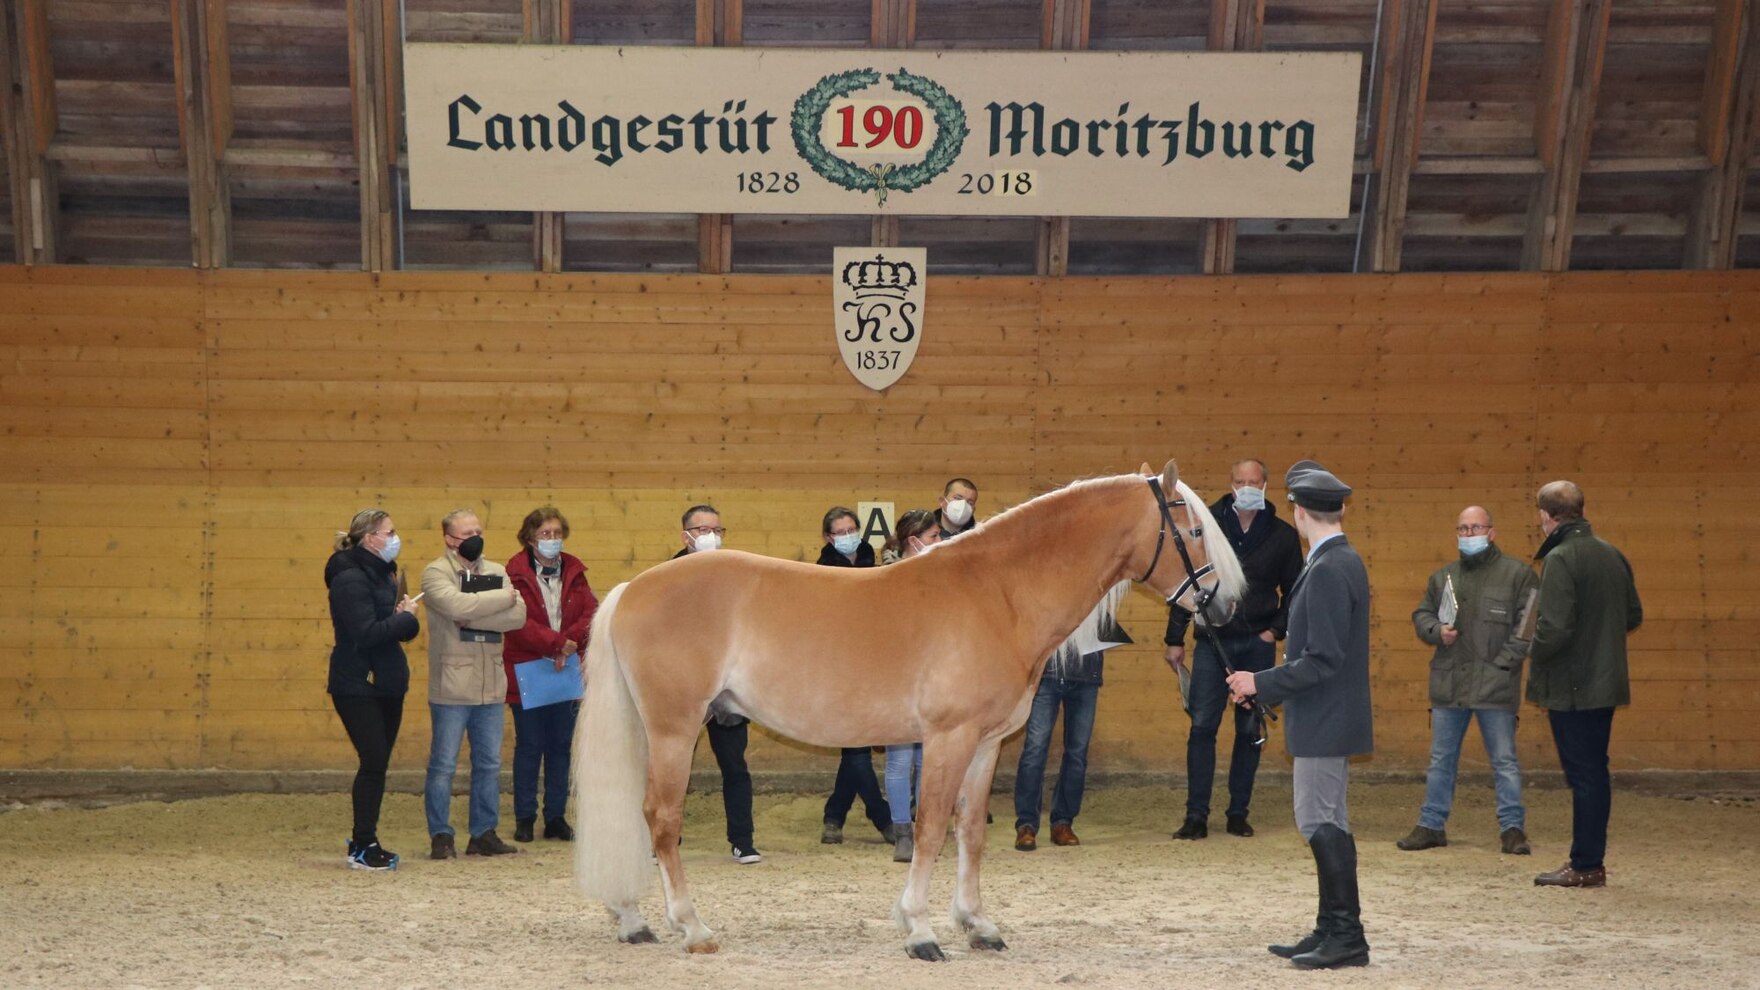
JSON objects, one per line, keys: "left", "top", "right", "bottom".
{"left": 2, "top": 780, "right": 1757, "bottom": 989}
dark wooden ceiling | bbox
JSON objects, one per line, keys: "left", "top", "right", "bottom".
{"left": 1, "top": 0, "right": 1756, "bottom": 275}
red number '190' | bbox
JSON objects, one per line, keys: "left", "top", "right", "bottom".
{"left": 835, "top": 105, "right": 925, "bottom": 150}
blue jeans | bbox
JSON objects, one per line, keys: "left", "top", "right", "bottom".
{"left": 1418, "top": 706, "right": 1525, "bottom": 831}
{"left": 884, "top": 743, "right": 922, "bottom": 826}
{"left": 1013, "top": 677, "right": 1099, "bottom": 831}
{"left": 510, "top": 699, "right": 579, "bottom": 824}
{"left": 1185, "top": 633, "right": 1277, "bottom": 820}
{"left": 424, "top": 702, "right": 503, "bottom": 838}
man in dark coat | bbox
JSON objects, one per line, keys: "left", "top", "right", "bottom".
{"left": 1527, "top": 480, "right": 1642, "bottom": 889}
{"left": 1227, "top": 459, "right": 1372, "bottom": 970}
{"left": 1165, "top": 457, "right": 1303, "bottom": 840}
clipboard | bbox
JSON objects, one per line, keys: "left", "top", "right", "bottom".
{"left": 1437, "top": 574, "right": 1459, "bottom": 628}
{"left": 460, "top": 571, "right": 505, "bottom": 644}
{"left": 513, "top": 653, "right": 583, "bottom": 709}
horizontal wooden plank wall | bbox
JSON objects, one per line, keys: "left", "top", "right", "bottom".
{"left": 1, "top": 266, "right": 1755, "bottom": 776}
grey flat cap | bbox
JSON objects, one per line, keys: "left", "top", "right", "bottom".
{"left": 1285, "top": 459, "right": 1352, "bottom": 512}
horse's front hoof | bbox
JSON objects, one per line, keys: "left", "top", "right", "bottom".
{"left": 686, "top": 939, "right": 720, "bottom": 955}
{"left": 906, "top": 941, "right": 948, "bottom": 962}
{"left": 619, "top": 927, "right": 658, "bottom": 945}
{"left": 969, "top": 933, "right": 1007, "bottom": 952}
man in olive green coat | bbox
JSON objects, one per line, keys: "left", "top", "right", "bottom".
{"left": 1400, "top": 505, "right": 1539, "bottom": 856}
{"left": 1527, "top": 481, "right": 1642, "bottom": 889}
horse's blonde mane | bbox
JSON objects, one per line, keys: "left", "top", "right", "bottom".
{"left": 1174, "top": 478, "right": 1249, "bottom": 611}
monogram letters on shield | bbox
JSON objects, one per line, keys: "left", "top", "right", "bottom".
{"left": 833, "top": 247, "right": 925, "bottom": 391}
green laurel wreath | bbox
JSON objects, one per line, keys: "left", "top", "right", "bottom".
{"left": 791, "top": 68, "right": 970, "bottom": 207}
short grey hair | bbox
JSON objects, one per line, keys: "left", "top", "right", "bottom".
{"left": 440, "top": 507, "right": 479, "bottom": 535}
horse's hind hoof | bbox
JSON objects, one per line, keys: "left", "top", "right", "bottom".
{"left": 970, "top": 934, "right": 1008, "bottom": 952}
{"left": 906, "top": 941, "right": 947, "bottom": 962}
{"left": 686, "top": 939, "right": 720, "bottom": 955}
{"left": 619, "top": 928, "right": 658, "bottom": 945}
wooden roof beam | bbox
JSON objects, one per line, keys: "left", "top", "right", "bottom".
{"left": 868, "top": 0, "right": 913, "bottom": 251}
{"left": 1522, "top": 0, "right": 1611, "bottom": 272}
{"left": 3, "top": 0, "right": 60, "bottom": 263}
{"left": 1363, "top": 0, "right": 1439, "bottom": 273}
{"left": 348, "top": 0, "right": 395, "bottom": 271}
{"left": 1685, "top": 0, "right": 1755, "bottom": 270}
{"left": 171, "top": 0, "right": 232, "bottom": 268}
{"left": 696, "top": 0, "right": 741, "bottom": 274}
{"left": 1200, "top": 0, "right": 1263, "bottom": 275}
{"left": 528, "top": 0, "right": 570, "bottom": 273}
{"left": 1037, "top": 0, "right": 1091, "bottom": 276}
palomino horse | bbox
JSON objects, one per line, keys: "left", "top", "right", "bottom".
{"left": 574, "top": 461, "right": 1246, "bottom": 959}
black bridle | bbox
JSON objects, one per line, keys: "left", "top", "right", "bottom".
{"left": 1141, "top": 477, "right": 1276, "bottom": 746}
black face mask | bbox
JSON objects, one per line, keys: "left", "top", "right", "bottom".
{"left": 456, "top": 534, "right": 485, "bottom": 562}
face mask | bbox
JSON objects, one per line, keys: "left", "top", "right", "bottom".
{"left": 832, "top": 533, "right": 863, "bottom": 556}
{"left": 692, "top": 532, "right": 721, "bottom": 553}
{"left": 1458, "top": 535, "right": 1490, "bottom": 556}
{"left": 375, "top": 534, "right": 401, "bottom": 564}
{"left": 943, "top": 498, "right": 973, "bottom": 527}
{"left": 456, "top": 534, "right": 484, "bottom": 562}
{"left": 536, "top": 538, "right": 564, "bottom": 560}
{"left": 1234, "top": 486, "right": 1267, "bottom": 512}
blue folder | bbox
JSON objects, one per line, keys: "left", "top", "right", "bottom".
{"left": 513, "top": 653, "right": 583, "bottom": 709}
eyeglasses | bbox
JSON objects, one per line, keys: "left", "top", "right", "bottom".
{"left": 1455, "top": 524, "right": 1492, "bottom": 535}
{"left": 685, "top": 526, "right": 727, "bottom": 537}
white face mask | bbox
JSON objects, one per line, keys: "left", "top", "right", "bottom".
{"left": 1233, "top": 485, "right": 1267, "bottom": 512}
{"left": 373, "top": 534, "right": 401, "bottom": 564}
{"left": 832, "top": 533, "right": 862, "bottom": 556}
{"left": 943, "top": 498, "right": 973, "bottom": 527}
{"left": 692, "top": 531, "right": 722, "bottom": 553}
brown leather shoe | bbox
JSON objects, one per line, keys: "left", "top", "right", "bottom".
{"left": 1395, "top": 825, "right": 1447, "bottom": 851}
{"left": 1014, "top": 825, "right": 1037, "bottom": 852}
{"left": 1050, "top": 823, "right": 1080, "bottom": 846}
{"left": 1501, "top": 827, "right": 1531, "bottom": 855}
{"left": 429, "top": 833, "right": 456, "bottom": 860}
{"left": 465, "top": 829, "right": 520, "bottom": 856}
{"left": 1534, "top": 863, "right": 1604, "bottom": 887}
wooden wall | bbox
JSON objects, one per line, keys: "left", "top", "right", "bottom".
{"left": 3, "top": 266, "right": 1756, "bottom": 776}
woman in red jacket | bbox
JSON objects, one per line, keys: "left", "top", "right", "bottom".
{"left": 504, "top": 506, "right": 598, "bottom": 843}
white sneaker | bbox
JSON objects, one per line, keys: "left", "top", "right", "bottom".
{"left": 730, "top": 844, "right": 762, "bottom": 864}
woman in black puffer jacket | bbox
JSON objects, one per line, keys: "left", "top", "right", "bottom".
{"left": 325, "top": 509, "right": 421, "bottom": 871}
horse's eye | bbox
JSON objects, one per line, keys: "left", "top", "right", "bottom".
{"left": 1192, "top": 528, "right": 1203, "bottom": 538}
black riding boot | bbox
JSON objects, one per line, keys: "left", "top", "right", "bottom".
{"left": 1268, "top": 832, "right": 1330, "bottom": 958}
{"left": 1290, "top": 824, "right": 1369, "bottom": 969}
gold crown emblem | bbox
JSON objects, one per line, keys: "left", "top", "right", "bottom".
{"left": 840, "top": 254, "right": 919, "bottom": 299}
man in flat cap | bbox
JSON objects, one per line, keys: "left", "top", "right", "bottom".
{"left": 1227, "top": 459, "right": 1372, "bottom": 970}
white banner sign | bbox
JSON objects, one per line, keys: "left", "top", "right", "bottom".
{"left": 404, "top": 45, "right": 1360, "bottom": 217}
{"left": 833, "top": 247, "right": 924, "bottom": 391}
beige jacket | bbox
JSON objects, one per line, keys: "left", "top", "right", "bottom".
{"left": 420, "top": 552, "right": 527, "bottom": 705}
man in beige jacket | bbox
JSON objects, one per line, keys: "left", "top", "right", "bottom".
{"left": 421, "top": 509, "right": 527, "bottom": 860}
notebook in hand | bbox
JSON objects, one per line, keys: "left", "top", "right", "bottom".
{"left": 513, "top": 654, "right": 583, "bottom": 708}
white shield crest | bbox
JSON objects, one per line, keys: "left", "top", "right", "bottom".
{"left": 833, "top": 247, "right": 924, "bottom": 391}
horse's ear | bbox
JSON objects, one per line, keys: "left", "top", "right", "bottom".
{"left": 1138, "top": 461, "right": 1154, "bottom": 477}
{"left": 1160, "top": 459, "right": 1179, "bottom": 491}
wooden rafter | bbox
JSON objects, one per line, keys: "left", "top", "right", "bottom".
{"left": 348, "top": 0, "right": 396, "bottom": 271}
{"left": 1037, "top": 0, "right": 1091, "bottom": 276}
{"left": 1363, "top": 0, "right": 1439, "bottom": 273}
{"left": 1523, "top": 0, "right": 1611, "bottom": 272}
{"left": 528, "top": 0, "right": 571, "bottom": 273}
{"left": 695, "top": 0, "right": 741, "bottom": 274}
{"left": 1685, "top": 0, "right": 1755, "bottom": 270}
{"left": 171, "top": 0, "right": 232, "bottom": 269}
{"left": 1200, "top": 0, "right": 1264, "bottom": 274}
{"left": 3, "top": 0, "right": 59, "bottom": 263}
{"left": 869, "top": 0, "right": 913, "bottom": 251}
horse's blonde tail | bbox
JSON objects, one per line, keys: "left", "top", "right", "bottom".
{"left": 574, "top": 582, "right": 653, "bottom": 910}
